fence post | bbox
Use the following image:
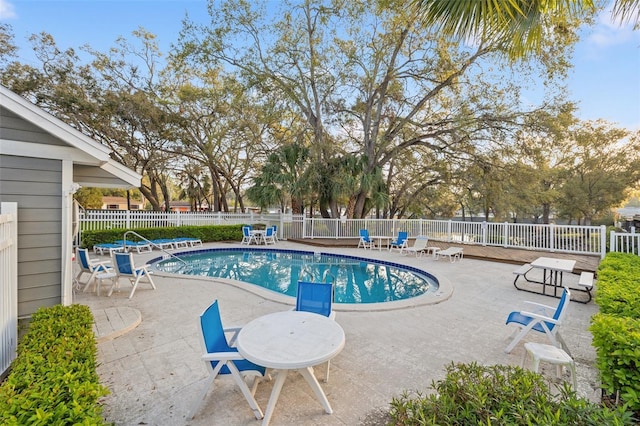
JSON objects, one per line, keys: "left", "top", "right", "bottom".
{"left": 1, "top": 202, "right": 18, "bottom": 377}
{"left": 503, "top": 222, "right": 509, "bottom": 248}
{"left": 481, "top": 221, "right": 488, "bottom": 246}
{"left": 549, "top": 223, "right": 555, "bottom": 252}
{"left": 447, "top": 220, "right": 452, "bottom": 242}
{"left": 600, "top": 225, "right": 607, "bottom": 259}
{"left": 126, "top": 210, "right": 131, "bottom": 229}
{"left": 335, "top": 218, "right": 340, "bottom": 239}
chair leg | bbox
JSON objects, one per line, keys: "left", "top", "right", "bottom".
{"left": 324, "top": 360, "right": 331, "bottom": 383}
{"left": 227, "top": 362, "right": 264, "bottom": 420}
{"left": 189, "top": 374, "right": 217, "bottom": 420}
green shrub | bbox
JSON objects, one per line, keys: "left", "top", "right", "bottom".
{"left": 591, "top": 313, "right": 640, "bottom": 412}
{"left": 590, "top": 252, "right": 640, "bottom": 414}
{"left": 0, "top": 304, "right": 109, "bottom": 425}
{"left": 81, "top": 224, "right": 245, "bottom": 248}
{"left": 389, "top": 362, "right": 634, "bottom": 425}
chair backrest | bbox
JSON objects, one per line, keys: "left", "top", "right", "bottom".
{"left": 396, "top": 231, "right": 408, "bottom": 243}
{"left": 76, "top": 248, "right": 91, "bottom": 270}
{"left": 200, "top": 300, "right": 234, "bottom": 373}
{"left": 113, "top": 252, "right": 135, "bottom": 275}
{"left": 265, "top": 227, "right": 273, "bottom": 237}
{"left": 359, "top": 229, "right": 371, "bottom": 241}
{"left": 242, "top": 226, "right": 251, "bottom": 237}
{"left": 553, "top": 287, "right": 571, "bottom": 321}
{"left": 413, "top": 236, "right": 428, "bottom": 248}
{"left": 296, "top": 281, "right": 333, "bottom": 317}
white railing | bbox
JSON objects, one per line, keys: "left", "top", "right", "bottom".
{"left": 1, "top": 202, "right": 18, "bottom": 378}
{"left": 610, "top": 229, "right": 639, "bottom": 255}
{"left": 79, "top": 210, "right": 608, "bottom": 257}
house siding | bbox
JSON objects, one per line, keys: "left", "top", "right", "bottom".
{"left": 0, "top": 154, "right": 62, "bottom": 317}
{"left": 0, "top": 109, "right": 67, "bottom": 146}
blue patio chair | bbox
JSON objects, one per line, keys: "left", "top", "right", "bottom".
{"left": 504, "top": 287, "right": 571, "bottom": 354}
{"left": 263, "top": 226, "right": 276, "bottom": 245}
{"left": 76, "top": 247, "right": 112, "bottom": 292}
{"left": 358, "top": 229, "right": 375, "bottom": 249}
{"left": 241, "top": 226, "right": 255, "bottom": 245}
{"left": 389, "top": 231, "right": 408, "bottom": 252}
{"left": 190, "top": 300, "right": 266, "bottom": 420}
{"left": 295, "top": 281, "right": 336, "bottom": 381}
{"left": 111, "top": 251, "right": 156, "bottom": 299}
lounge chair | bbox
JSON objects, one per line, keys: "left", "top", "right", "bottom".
{"left": 93, "top": 243, "right": 125, "bottom": 256}
{"left": 295, "top": 281, "right": 336, "bottom": 381}
{"left": 437, "top": 246, "right": 463, "bottom": 262}
{"left": 173, "top": 237, "right": 203, "bottom": 247}
{"left": 114, "top": 240, "right": 152, "bottom": 253}
{"left": 504, "top": 287, "right": 571, "bottom": 354}
{"left": 401, "top": 236, "right": 429, "bottom": 256}
{"left": 190, "top": 300, "right": 266, "bottom": 420}
{"left": 111, "top": 251, "right": 156, "bottom": 299}
{"left": 76, "top": 247, "right": 112, "bottom": 292}
{"left": 149, "top": 239, "right": 175, "bottom": 250}
{"left": 358, "top": 229, "right": 375, "bottom": 249}
{"left": 389, "top": 231, "right": 408, "bottom": 252}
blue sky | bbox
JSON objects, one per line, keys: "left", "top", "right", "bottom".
{"left": 1, "top": 0, "right": 639, "bottom": 130}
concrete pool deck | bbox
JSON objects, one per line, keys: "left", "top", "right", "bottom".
{"left": 74, "top": 241, "right": 602, "bottom": 425}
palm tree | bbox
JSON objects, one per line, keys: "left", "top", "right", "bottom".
{"left": 413, "top": 0, "right": 639, "bottom": 59}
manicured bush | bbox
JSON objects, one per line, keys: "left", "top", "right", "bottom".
{"left": 0, "top": 304, "right": 109, "bottom": 425}
{"left": 389, "top": 362, "right": 634, "bottom": 425}
{"left": 590, "top": 252, "right": 640, "bottom": 414}
{"left": 81, "top": 224, "right": 246, "bottom": 249}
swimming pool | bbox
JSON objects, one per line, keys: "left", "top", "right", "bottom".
{"left": 151, "top": 248, "right": 440, "bottom": 304}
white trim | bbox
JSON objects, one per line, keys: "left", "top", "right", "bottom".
{"left": 0, "top": 139, "right": 101, "bottom": 163}
{"left": 61, "top": 160, "right": 74, "bottom": 306}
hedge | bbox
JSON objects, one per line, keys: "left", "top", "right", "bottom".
{"left": 0, "top": 304, "right": 109, "bottom": 425}
{"left": 81, "top": 224, "right": 247, "bottom": 249}
{"left": 590, "top": 252, "right": 640, "bottom": 413}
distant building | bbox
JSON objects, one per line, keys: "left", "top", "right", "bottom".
{"left": 101, "top": 196, "right": 143, "bottom": 210}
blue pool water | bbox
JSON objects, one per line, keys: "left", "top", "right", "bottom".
{"left": 152, "top": 248, "right": 439, "bottom": 304}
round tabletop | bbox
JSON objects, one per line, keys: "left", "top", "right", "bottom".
{"left": 236, "top": 311, "right": 345, "bottom": 370}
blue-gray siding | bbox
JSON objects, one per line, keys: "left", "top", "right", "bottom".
{"left": 0, "top": 154, "right": 62, "bottom": 317}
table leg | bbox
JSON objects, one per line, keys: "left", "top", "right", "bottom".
{"left": 262, "top": 370, "right": 288, "bottom": 426}
{"left": 299, "top": 366, "right": 333, "bottom": 414}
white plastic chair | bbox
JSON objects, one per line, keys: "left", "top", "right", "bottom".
{"left": 504, "top": 287, "right": 571, "bottom": 354}
{"left": 76, "top": 247, "right": 112, "bottom": 292}
{"left": 190, "top": 300, "right": 266, "bottom": 420}
{"left": 111, "top": 251, "right": 156, "bottom": 299}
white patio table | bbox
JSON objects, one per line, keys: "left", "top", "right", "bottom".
{"left": 236, "top": 311, "right": 345, "bottom": 426}
{"left": 249, "top": 229, "right": 266, "bottom": 245}
{"left": 369, "top": 235, "right": 391, "bottom": 251}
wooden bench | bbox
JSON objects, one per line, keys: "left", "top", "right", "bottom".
{"left": 513, "top": 263, "right": 532, "bottom": 286}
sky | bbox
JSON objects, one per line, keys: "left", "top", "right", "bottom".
{"left": 1, "top": 0, "right": 639, "bottom": 130}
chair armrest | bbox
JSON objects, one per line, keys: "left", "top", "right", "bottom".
{"left": 519, "top": 310, "right": 560, "bottom": 324}
{"left": 202, "top": 352, "right": 245, "bottom": 362}
{"left": 522, "top": 301, "right": 555, "bottom": 315}
{"left": 223, "top": 327, "right": 243, "bottom": 345}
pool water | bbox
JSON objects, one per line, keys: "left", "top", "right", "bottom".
{"left": 152, "top": 248, "right": 439, "bottom": 304}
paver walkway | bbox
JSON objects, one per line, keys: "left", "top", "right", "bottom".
{"left": 75, "top": 241, "right": 602, "bottom": 426}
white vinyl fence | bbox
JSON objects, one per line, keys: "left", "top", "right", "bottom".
{"left": 610, "top": 229, "right": 639, "bottom": 255}
{"left": 1, "top": 202, "right": 18, "bottom": 378}
{"left": 80, "top": 210, "right": 609, "bottom": 258}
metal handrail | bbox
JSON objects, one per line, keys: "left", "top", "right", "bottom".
{"left": 122, "top": 230, "right": 189, "bottom": 267}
